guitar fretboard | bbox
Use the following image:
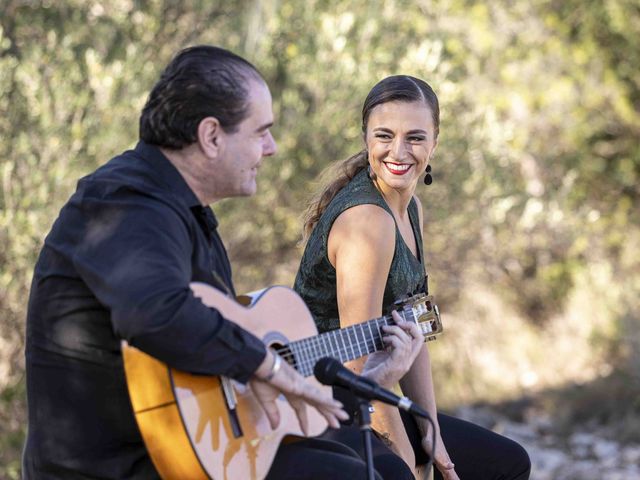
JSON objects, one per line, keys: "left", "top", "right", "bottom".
{"left": 279, "top": 303, "right": 416, "bottom": 378}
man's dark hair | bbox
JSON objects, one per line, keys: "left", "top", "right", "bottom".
{"left": 139, "top": 45, "right": 263, "bottom": 149}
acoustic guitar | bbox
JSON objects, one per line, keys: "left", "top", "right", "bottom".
{"left": 122, "top": 282, "right": 443, "bottom": 480}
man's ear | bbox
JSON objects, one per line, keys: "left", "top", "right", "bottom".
{"left": 197, "top": 117, "right": 223, "bottom": 158}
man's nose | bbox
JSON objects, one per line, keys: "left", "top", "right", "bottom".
{"left": 263, "top": 131, "right": 277, "bottom": 156}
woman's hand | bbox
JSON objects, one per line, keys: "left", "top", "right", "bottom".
{"left": 361, "top": 310, "right": 424, "bottom": 388}
{"left": 421, "top": 432, "right": 459, "bottom": 480}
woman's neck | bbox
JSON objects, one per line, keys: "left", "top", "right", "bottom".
{"left": 373, "top": 177, "right": 416, "bottom": 219}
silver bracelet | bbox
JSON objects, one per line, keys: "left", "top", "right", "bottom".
{"left": 263, "top": 353, "right": 282, "bottom": 381}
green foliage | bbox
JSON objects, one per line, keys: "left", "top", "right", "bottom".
{"left": 0, "top": 377, "right": 25, "bottom": 479}
{"left": 1, "top": 0, "right": 639, "bottom": 474}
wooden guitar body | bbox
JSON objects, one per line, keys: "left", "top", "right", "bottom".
{"left": 122, "top": 284, "right": 330, "bottom": 480}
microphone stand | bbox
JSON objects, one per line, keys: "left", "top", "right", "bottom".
{"left": 355, "top": 397, "right": 376, "bottom": 480}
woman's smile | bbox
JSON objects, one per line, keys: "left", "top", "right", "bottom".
{"left": 384, "top": 162, "right": 413, "bottom": 175}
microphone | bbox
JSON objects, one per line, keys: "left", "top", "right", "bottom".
{"left": 313, "top": 357, "right": 429, "bottom": 419}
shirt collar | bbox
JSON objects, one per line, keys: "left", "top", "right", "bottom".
{"left": 134, "top": 140, "right": 202, "bottom": 208}
{"left": 202, "top": 206, "right": 219, "bottom": 230}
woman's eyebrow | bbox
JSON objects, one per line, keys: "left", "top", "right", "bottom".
{"left": 372, "top": 127, "right": 428, "bottom": 135}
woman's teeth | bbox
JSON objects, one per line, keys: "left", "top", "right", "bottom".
{"left": 385, "top": 163, "right": 411, "bottom": 173}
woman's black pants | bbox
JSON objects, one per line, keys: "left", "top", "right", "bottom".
{"left": 291, "top": 411, "right": 532, "bottom": 480}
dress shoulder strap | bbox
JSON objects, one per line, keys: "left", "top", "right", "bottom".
{"left": 317, "top": 168, "right": 392, "bottom": 234}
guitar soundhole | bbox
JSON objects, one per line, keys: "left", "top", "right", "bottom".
{"left": 264, "top": 331, "right": 304, "bottom": 374}
{"left": 270, "top": 342, "right": 297, "bottom": 369}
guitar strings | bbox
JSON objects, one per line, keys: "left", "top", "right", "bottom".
{"left": 275, "top": 334, "right": 379, "bottom": 363}
{"left": 276, "top": 341, "right": 379, "bottom": 376}
{"left": 273, "top": 335, "right": 382, "bottom": 364}
{"left": 295, "top": 309, "right": 436, "bottom": 375}
{"left": 278, "top": 311, "right": 407, "bottom": 374}
{"left": 269, "top": 304, "right": 429, "bottom": 376}
{"left": 273, "top": 316, "right": 394, "bottom": 377}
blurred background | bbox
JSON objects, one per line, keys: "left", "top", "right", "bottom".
{"left": 1, "top": 1, "right": 639, "bottom": 478}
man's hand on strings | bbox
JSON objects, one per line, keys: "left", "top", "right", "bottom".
{"left": 250, "top": 350, "right": 348, "bottom": 435}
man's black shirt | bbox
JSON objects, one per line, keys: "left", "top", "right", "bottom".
{"left": 23, "top": 141, "right": 267, "bottom": 479}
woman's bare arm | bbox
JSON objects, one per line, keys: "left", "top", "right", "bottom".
{"left": 328, "top": 203, "right": 418, "bottom": 469}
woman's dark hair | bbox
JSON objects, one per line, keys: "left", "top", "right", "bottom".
{"left": 302, "top": 75, "right": 440, "bottom": 239}
{"left": 139, "top": 45, "right": 263, "bottom": 149}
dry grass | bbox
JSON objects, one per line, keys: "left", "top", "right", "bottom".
{"left": 430, "top": 263, "right": 629, "bottom": 410}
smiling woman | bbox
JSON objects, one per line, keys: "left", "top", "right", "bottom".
{"left": 367, "top": 100, "right": 437, "bottom": 194}
{"left": 294, "top": 75, "right": 532, "bottom": 480}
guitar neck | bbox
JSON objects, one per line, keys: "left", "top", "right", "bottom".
{"left": 286, "top": 304, "right": 416, "bottom": 378}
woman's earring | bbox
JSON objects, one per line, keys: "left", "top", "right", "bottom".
{"left": 424, "top": 164, "right": 433, "bottom": 185}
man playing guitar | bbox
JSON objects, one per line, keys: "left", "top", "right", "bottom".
{"left": 23, "top": 45, "right": 421, "bottom": 480}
